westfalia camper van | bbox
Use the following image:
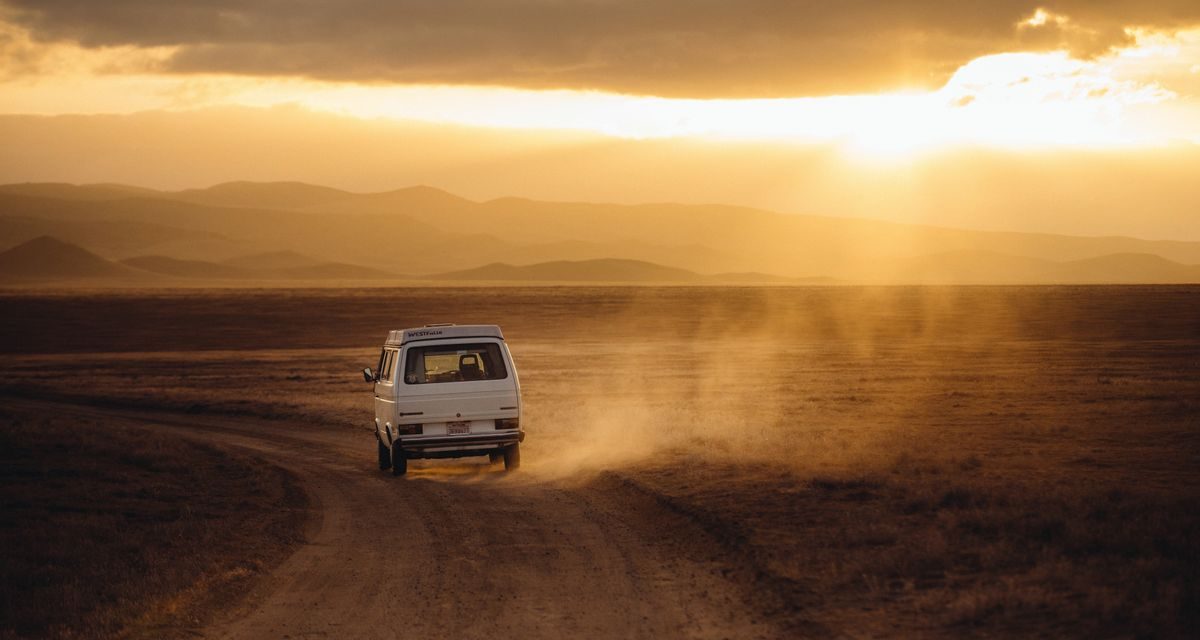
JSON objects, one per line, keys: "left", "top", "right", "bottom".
{"left": 363, "top": 324, "right": 523, "bottom": 476}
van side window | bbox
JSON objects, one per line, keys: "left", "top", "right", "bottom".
{"left": 404, "top": 343, "right": 508, "bottom": 384}
{"left": 379, "top": 349, "right": 397, "bottom": 383}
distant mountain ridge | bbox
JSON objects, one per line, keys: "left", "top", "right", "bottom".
{"left": 120, "top": 255, "right": 248, "bottom": 279}
{"left": 0, "top": 236, "right": 142, "bottom": 279}
{"left": 223, "top": 250, "right": 323, "bottom": 270}
{"left": 0, "top": 237, "right": 398, "bottom": 282}
{"left": 2, "top": 236, "right": 1198, "bottom": 285}
{"left": 431, "top": 259, "right": 703, "bottom": 282}
{"left": 885, "top": 250, "right": 1200, "bottom": 284}
{"left": 1, "top": 181, "right": 1199, "bottom": 284}
{"left": 430, "top": 259, "right": 835, "bottom": 283}
{"left": 173, "top": 181, "right": 354, "bottom": 210}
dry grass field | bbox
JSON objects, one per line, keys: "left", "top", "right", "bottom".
{"left": 0, "top": 404, "right": 306, "bottom": 640}
{"left": 1, "top": 285, "right": 1197, "bottom": 638}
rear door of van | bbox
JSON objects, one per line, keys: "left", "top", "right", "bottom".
{"left": 396, "top": 339, "right": 518, "bottom": 435}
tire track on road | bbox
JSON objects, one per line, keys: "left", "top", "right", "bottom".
{"left": 12, "top": 398, "right": 782, "bottom": 639}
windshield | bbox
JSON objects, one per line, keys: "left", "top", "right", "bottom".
{"left": 403, "top": 342, "right": 508, "bottom": 384}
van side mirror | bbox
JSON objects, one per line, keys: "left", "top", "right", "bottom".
{"left": 362, "top": 367, "right": 375, "bottom": 383}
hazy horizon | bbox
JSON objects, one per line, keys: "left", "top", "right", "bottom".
{"left": 2, "top": 1, "right": 1199, "bottom": 243}
{"left": 4, "top": 179, "right": 1200, "bottom": 285}
{"left": 6, "top": 169, "right": 1200, "bottom": 243}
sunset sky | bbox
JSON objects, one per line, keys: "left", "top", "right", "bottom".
{"left": 1, "top": 1, "right": 1198, "bottom": 239}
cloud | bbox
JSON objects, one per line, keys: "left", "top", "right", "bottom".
{"left": 2, "top": 1, "right": 1199, "bottom": 97}
{"left": 0, "top": 16, "right": 171, "bottom": 81}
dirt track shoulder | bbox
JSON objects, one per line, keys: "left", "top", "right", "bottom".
{"left": 0, "top": 398, "right": 308, "bottom": 640}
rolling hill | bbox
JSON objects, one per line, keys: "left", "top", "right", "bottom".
{"left": 0, "top": 183, "right": 159, "bottom": 202}
{"left": 0, "top": 236, "right": 145, "bottom": 279}
{"left": 2, "top": 235, "right": 1197, "bottom": 285}
{"left": 430, "top": 259, "right": 839, "bottom": 283}
{"left": 120, "top": 256, "right": 251, "bottom": 279}
{"left": 122, "top": 254, "right": 398, "bottom": 280}
{"left": 882, "top": 250, "right": 1200, "bottom": 284}
{"left": 266, "top": 262, "right": 399, "bottom": 280}
{"left": 171, "top": 181, "right": 355, "bottom": 210}
{"left": 430, "top": 254, "right": 1200, "bottom": 284}
{"left": 0, "top": 237, "right": 401, "bottom": 283}
{"left": 0, "top": 214, "right": 252, "bottom": 260}
{"left": 430, "top": 259, "right": 704, "bottom": 282}
{"left": 2, "top": 181, "right": 1199, "bottom": 284}
{"left": 1056, "top": 253, "right": 1200, "bottom": 284}
{"left": 223, "top": 250, "right": 323, "bottom": 270}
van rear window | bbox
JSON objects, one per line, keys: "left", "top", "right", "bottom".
{"left": 403, "top": 343, "right": 508, "bottom": 384}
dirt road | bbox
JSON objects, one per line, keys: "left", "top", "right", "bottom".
{"left": 31, "top": 400, "right": 779, "bottom": 640}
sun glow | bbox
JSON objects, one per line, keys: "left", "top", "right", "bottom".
{"left": 230, "top": 38, "right": 1198, "bottom": 156}
{"left": 1, "top": 18, "right": 1198, "bottom": 157}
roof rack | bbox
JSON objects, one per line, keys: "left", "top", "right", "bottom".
{"left": 385, "top": 324, "right": 505, "bottom": 346}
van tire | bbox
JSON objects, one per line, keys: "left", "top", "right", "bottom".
{"left": 488, "top": 452, "right": 503, "bottom": 465}
{"left": 503, "top": 443, "right": 521, "bottom": 471}
{"left": 377, "top": 440, "right": 392, "bottom": 470}
{"left": 391, "top": 447, "right": 408, "bottom": 476}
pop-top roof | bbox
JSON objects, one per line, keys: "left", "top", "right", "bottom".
{"left": 385, "top": 324, "right": 504, "bottom": 346}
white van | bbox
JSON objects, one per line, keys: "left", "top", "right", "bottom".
{"left": 363, "top": 324, "right": 524, "bottom": 476}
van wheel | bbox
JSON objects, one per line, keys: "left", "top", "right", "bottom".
{"left": 391, "top": 447, "right": 408, "bottom": 476}
{"left": 503, "top": 443, "right": 521, "bottom": 471}
{"left": 488, "top": 452, "right": 502, "bottom": 465}
{"left": 377, "top": 440, "right": 392, "bottom": 470}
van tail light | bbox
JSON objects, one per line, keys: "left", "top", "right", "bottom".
{"left": 495, "top": 418, "right": 520, "bottom": 430}
{"left": 396, "top": 424, "right": 423, "bottom": 435}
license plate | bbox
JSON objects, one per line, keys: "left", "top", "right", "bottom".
{"left": 446, "top": 421, "right": 470, "bottom": 435}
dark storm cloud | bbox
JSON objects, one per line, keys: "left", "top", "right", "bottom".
{"left": 3, "top": 0, "right": 1199, "bottom": 96}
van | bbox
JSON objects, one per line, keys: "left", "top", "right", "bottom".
{"left": 363, "top": 324, "right": 524, "bottom": 476}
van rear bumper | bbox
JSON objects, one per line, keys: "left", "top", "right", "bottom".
{"left": 396, "top": 430, "right": 524, "bottom": 458}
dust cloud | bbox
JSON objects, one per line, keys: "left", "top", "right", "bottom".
{"left": 1, "top": 285, "right": 1191, "bottom": 486}
{"left": 518, "top": 286, "right": 1059, "bottom": 479}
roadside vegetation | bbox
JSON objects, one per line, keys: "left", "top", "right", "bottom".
{"left": 628, "top": 454, "right": 1200, "bottom": 638}
{"left": 0, "top": 404, "right": 306, "bottom": 640}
